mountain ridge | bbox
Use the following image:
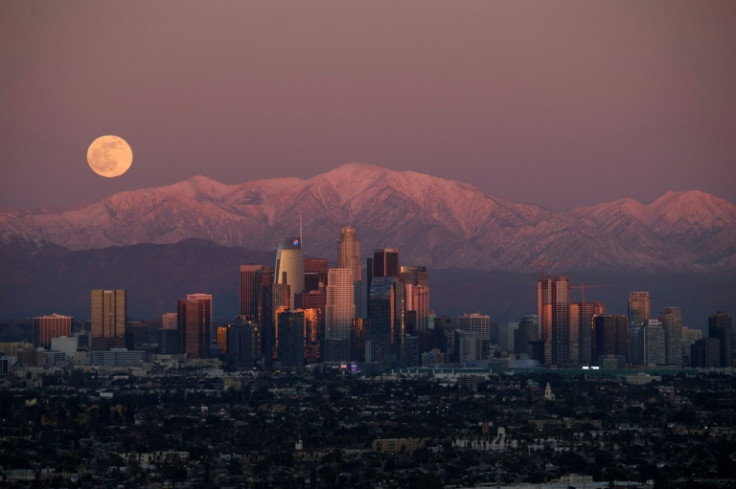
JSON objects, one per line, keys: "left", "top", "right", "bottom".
{"left": 1, "top": 163, "right": 735, "bottom": 272}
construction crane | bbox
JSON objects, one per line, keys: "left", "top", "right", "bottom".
{"left": 571, "top": 282, "right": 613, "bottom": 305}
{"left": 529, "top": 260, "right": 568, "bottom": 278}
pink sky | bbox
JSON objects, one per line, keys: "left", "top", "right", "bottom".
{"left": 1, "top": 0, "right": 734, "bottom": 210}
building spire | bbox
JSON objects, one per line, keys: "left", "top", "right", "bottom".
{"left": 299, "top": 207, "right": 303, "bottom": 246}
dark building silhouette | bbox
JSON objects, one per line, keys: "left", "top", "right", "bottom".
{"left": 708, "top": 311, "right": 733, "bottom": 368}
{"left": 277, "top": 310, "right": 305, "bottom": 370}
{"left": 691, "top": 337, "right": 721, "bottom": 368}
{"left": 226, "top": 321, "right": 260, "bottom": 368}
{"left": 594, "top": 314, "right": 628, "bottom": 364}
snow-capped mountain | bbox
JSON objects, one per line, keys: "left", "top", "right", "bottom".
{"left": 2, "top": 163, "right": 735, "bottom": 272}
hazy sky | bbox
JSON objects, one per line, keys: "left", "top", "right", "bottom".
{"left": 1, "top": 0, "right": 734, "bottom": 210}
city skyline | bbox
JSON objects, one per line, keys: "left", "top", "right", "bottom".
{"left": 1, "top": 1, "right": 735, "bottom": 211}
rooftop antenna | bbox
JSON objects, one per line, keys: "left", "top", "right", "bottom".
{"left": 299, "top": 206, "right": 303, "bottom": 246}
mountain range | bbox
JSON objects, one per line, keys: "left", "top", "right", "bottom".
{"left": 2, "top": 162, "right": 736, "bottom": 272}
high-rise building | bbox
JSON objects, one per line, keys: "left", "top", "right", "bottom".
{"left": 33, "top": 314, "right": 72, "bottom": 349}
{"left": 303, "top": 308, "right": 322, "bottom": 363}
{"left": 372, "top": 248, "right": 399, "bottom": 278}
{"left": 628, "top": 292, "right": 651, "bottom": 326}
{"left": 368, "top": 276, "right": 403, "bottom": 366}
{"left": 569, "top": 301, "right": 605, "bottom": 366}
{"left": 659, "top": 307, "right": 684, "bottom": 367}
{"left": 593, "top": 314, "right": 628, "bottom": 364}
{"left": 514, "top": 314, "right": 539, "bottom": 356}
{"left": 325, "top": 268, "right": 355, "bottom": 361}
{"left": 538, "top": 276, "right": 571, "bottom": 366}
{"left": 400, "top": 266, "right": 430, "bottom": 333}
{"left": 277, "top": 310, "right": 305, "bottom": 370}
{"left": 708, "top": 311, "right": 733, "bottom": 368}
{"left": 304, "top": 258, "right": 328, "bottom": 291}
{"left": 240, "top": 265, "right": 264, "bottom": 318}
{"left": 644, "top": 319, "right": 666, "bottom": 366}
{"left": 177, "top": 293, "right": 212, "bottom": 358}
{"left": 458, "top": 313, "right": 491, "bottom": 360}
{"left": 91, "top": 289, "right": 126, "bottom": 350}
{"left": 691, "top": 337, "right": 721, "bottom": 368}
{"left": 274, "top": 237, "right": 305, "bottom": 307}
{"left": 337, "top": 226, "right": 362, "bottom": 316}
{"left": 226, "top": 321, "right": 260, "bottom": 368}
{"left": 628, "top": 324, "right": 645, "bottom": 365}
{"left": 454, "top": 330, "right": 478, "bottom": 363}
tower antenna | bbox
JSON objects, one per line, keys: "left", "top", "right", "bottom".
{"left": 299, "top": 207, "right": 303, "bottom": 246}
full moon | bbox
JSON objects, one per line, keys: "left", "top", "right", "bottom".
{"left": 86, "top": 135, "right": 133, "bottom": 178}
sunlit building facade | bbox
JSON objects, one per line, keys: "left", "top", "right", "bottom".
{"left": 33, "top": 313, "right": 72, "bottom": 349}
{"left": 274, "top": 237, "right": 305, "bottom": 308}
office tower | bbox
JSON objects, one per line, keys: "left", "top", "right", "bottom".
{"left": 161, "top": 312, "right": 177, "bottom": 330}
{"left": 33, "top": 314, "right": 72, "bottom": 349}
{"left": 277, "top": 310, "right": 305, "bottom": 370}
{"left": 177, "top": 293, "right": 212, "bottom": 358}
{"left": 240, "top": 265, "right": 264, "bottom": 318}
{"left": 659, "top": 307, "right": 684, "bottom": 366}
{"left": 628, "top": 324, "right": 645, "bottom": 365}
{"left": 400, "top": 265, "right": 430, "bottom": 332}
{"left": 514, "top": 314, "right": 539, "bottom": 356}
{"left": 593, "top": 314, "right": 628, "bottom": 364}
{"left": 368, "top": 276, "right": 404, "bottom": 366}
{"left": 216, "top": 325, "right": 228, "bottom": 354}
{"left": 91, "top": 289, "right": 126, "bottom": 350}
{"left": 351, "top": 318, "right": 367, "bottom": 362}
{"left": 569, "top": 301, "right": 605, "bottom": 365}
{"left": 337, "top": 226, "right": 362, "bottom": 316}
{"left": 274, "top": 237, "right": 305, "bottom": 307}
{"left": 458, "top": 313, "right": 491, "bottom": 359}
{"left": 325, "top": 268, "right": 355, "bottom": 362}
{"left": 628, "top": 292, "right": 651, "bottom": 326}
{"left": 372, "top": 248, "right": 399, "bottom": 278}
{"left": 708, "top": 311, "right": 733, "bottom": 367}
{"left": 644, "top": 319, "right": 666, "bottom": 365}
{"left": 498, "top": 322, "right": 518, "bottom": 353}
{"left": 538, "top": 275, "right": 571, "bottom": 366}
{"left": 454, "top": 330, "right": 478, "bottom": 363}
{"left": 226, "top": 321, "right": 260, "bottom": 369}
{"left": 304, "top": 258, "right": 328, "bottom": 291}
{"left": 303, "top": 308, "right": 322, "bottom": 363}
{"left": 691, "top": 338, "right": 721, "bottom": 368}
{"left": 262, "top": 283, "right": 289, "bottom": 364}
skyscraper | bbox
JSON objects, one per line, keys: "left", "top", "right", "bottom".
{"left": 458, "top": 313, "right": 490, "bottom": 359}
{"left": 538, "top": 276, "right": 571, "bottom": 366}
{"left": 277, "top": 310, "right": 305, "bottom": 370}
{"left": 304, "top": 258, "right": 328, "bottom": 291}
{"left": 372, "top": 248, "right": 399, "bottom": 278}
{"left": 239, "top": 265, "right": 264, "bottom": 318}
{"left": 178, "top": 293, "right": 213, "bottom": 358}
{"left": 325, "top": 268, "right": 355, "bottom": 361}
{"left": 337, "top": 226, "right": 362, "bottom": 317}
{"left": 593, "top": 314, "right": 629, "bottom": 365}
{"left": 274, "top": 237, "right": 305, "bottom": 307}
{"left": 659, "top": 307, "right": 684, "bottom": 367}
{"left": 569, "top": 301, "right": 605, "bottom": 366}
{"left": 33, "top": 314, "right": 72, "bottom": 349}
{"left": 628, "top": 292, "right": 651, "bottom": 326}
{"left": 368, "top": 276, "right": 403, "bottom": 367}
{"left": 400, "top": 265, "right": 430, "bottom": 333}
{"left": 708, "top": 311, "right": 733, "bottom": 368}
{"left": 644, "top": 319, "right": 666, "bottom": 365}
{"left": 91, "top": 289, "right": 126, "bottom": 350}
